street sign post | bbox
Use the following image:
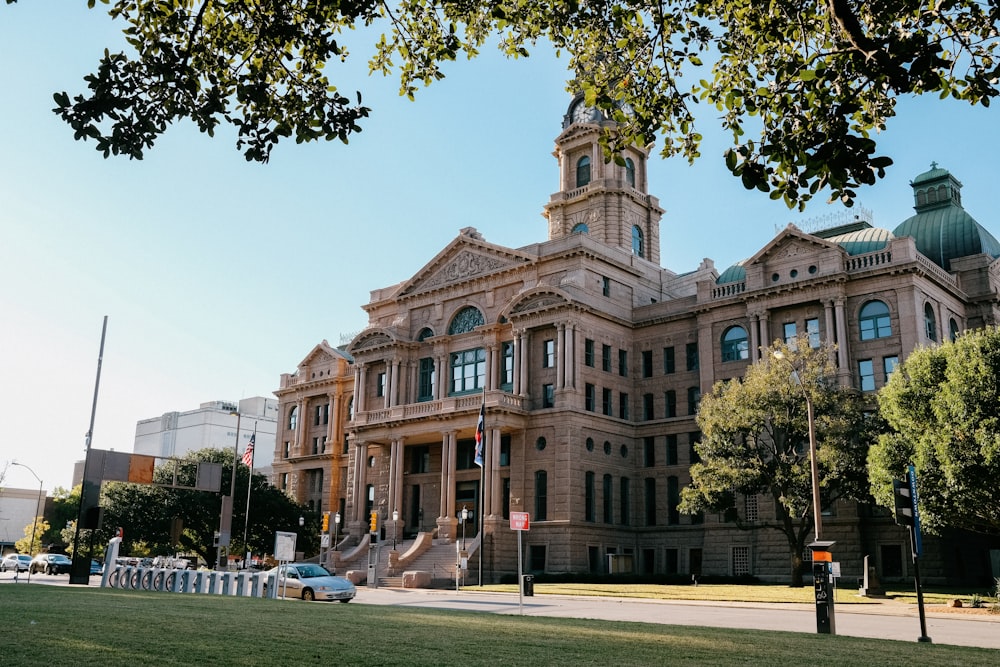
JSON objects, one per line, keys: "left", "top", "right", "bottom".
{"left": 511, "top": 512, "right": 530, "bottom": 614}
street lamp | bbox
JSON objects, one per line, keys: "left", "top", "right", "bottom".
{"left": 773, "top": 350, "right": 822, "bottom": 540}
{"left": 333, "top": 512, "right": 341, "bottom": 551}
{"left": 11, "top": 462, "right": 43, "bottom": 584}
{"left": 461, "top": 506, "right": 469, "bottom": 550}
{"left": 391, "top": 509, "right": 399, "bottom": 550}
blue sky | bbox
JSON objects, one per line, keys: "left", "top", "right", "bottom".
{"left": 2, "top": 4, "right": 998, "bottom": 493}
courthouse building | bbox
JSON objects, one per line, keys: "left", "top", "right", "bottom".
{"left": 272, "top": 97, "right": 1000, "bottom": 585}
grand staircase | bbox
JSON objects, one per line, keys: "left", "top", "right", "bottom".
{"left": 335, "top": 532, "right": 477, "bottom": 588}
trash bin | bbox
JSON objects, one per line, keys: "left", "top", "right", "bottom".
{"left": 522, "top": 574, "right": 534, "bottom": 597}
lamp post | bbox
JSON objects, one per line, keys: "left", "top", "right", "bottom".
{"left": 772, "top": 350, "right": 822, "bottom": 540}
{"left": 391, "top": 509, "right": 399, "bottom": 550}
{"left": 461, "top": 506, "right": 469, "bottom": 550}
{"left": 217, "top": 410, "right": 241, "bottom": 570}
{"left": 11, "top": 462, "right": 42, "bottom": 584}
{"left": 333, "top": 512, "right": 341, "bottom": 551}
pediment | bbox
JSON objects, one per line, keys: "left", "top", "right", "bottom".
{"left": 349, "top": 329, "right": 396, "bottom": 353}
{"left": 399, "top": 230, "right": 534, "bottom": 297}
{"left": 299, "top": 340, "right": 350, "bottom": 369}
{"left": 506, "top": 288, "right": 572, "bottom": 317}
{"left": 745, "top": 224, "right": 841, "bottom": 268}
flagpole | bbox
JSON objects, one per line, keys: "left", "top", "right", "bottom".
{"left": 479, "top": 387, "right": 485, "bottom": 586}
{"left": 241, "top": 422, "right": 257, "bottom": 567}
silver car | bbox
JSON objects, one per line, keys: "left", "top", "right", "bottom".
{"left": 265, "top": 563, "right": 356, "bottom": 602}
{"left": 1, "top": 554, "right": 32, "bottom": 572}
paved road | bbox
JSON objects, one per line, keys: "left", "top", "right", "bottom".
{"left": 5, "top": 571, "right": 998, "bottom": 649}
{"left": 353, "top": 586, "right": 1000, "bottom": 650}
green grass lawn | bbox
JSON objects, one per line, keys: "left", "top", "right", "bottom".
{"left": 1, "top": 585, "right": 996, "bottom": 666}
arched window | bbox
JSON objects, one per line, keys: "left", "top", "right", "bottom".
{"left": 571, "top": 222, "right": 589, "bottom": 234}
{"left": 625, "top": 157, "right": 636, "bottom": 187}
{"left": 417, "top": 327, "right": 434, "bottom": 341}
{"left": 631, "top": 225, "right": 644, "bottom": 257}
{"left": 721, "top": 326, "right": 749, "bottom": 362}
{"left": 288, "top": 406, "right": 298, "bottom": 430}
{"left": 448, "top": 306, "right": 484, "bottom": 335}
{"left": 925, "top": 303, "right": 937, "bottom": 341}
{"left": 859, "top": 300, "right": 892, "bottom": 340}
{"left": 927, "top": 188, "right": 938, "bottom": 204}
{"left": 576, "top": 155, "right": 591, "bottom": 187}
{"left": 949, "top": 318, "right": 960, "bottom": 342}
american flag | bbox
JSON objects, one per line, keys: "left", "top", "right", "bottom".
{"left": 473, "top": 401, "right": 485, "bottom": 467}
{"left": 242, "top": 432, "right": 255, "bottom": 467}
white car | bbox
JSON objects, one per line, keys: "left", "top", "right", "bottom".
{"left": 1, "top": 554, "right": 32, "bottom": 572}
{"left": 264, "top": 563, "right": 356, "bottom": 602}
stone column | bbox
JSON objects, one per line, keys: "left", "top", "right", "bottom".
{"left": 512, "top": 334, "right": 521, "bottom": 396}
{"left": 759, "top": 311, "right": 771, "bottom": 350}
{"left": 556, "top": 323, "right": 566, "bottom": 390}
{"left": 824, "top": 300, "right": 837, "bottom": 365}
{"left": 357, "top": 364, "right": 368, "bottom": 413}
{"left": 519, "top": 330, "right": 530, "bottom": 398}
{"left": 354, "top": 442, "right": 368, "bottom": 523}
{"left": 389, "top": 359, "right": 400, "bottom": 407}
{"left": 565, "top": 324, "right": 576, "bottom": 389}
{"left": 748, "top": 311, "right": 760, "bottom": 360}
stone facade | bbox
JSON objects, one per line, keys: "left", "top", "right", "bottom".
{"left": 272, "top": 98, "right": 1000, "bottom": 586}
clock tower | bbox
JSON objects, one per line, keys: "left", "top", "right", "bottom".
{"left": 543, "top": 95, "right": 663, "bottom": 265}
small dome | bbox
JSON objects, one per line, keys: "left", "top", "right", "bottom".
{"left": 716, "top": 261, "right": 747, "bottom": 284}
{"left": 827, "top": 226, "right": 893, "bottom": 256}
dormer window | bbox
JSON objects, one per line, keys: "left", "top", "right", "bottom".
{"left": 576, "top": 156, "right": 591, "bottom": 187}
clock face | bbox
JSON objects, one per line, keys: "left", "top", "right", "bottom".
{"left": 571, "top": 101, "right": 596, "bottom": 124}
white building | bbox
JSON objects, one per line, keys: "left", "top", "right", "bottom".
{"left": 133, "top": 397, "right": 278, "bottom": 477}
{"left": 0, "top": 486, "right": 47, "bottom": 552}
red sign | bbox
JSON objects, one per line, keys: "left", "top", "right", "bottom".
{"left": 510, "top": 512, "right": 530, "bottom": 531}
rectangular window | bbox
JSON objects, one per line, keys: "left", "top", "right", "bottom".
{"left": 665, "top": 390, "right": 677, "bottom": 418}
{"left": 343, "top": 436, "right": 349, "bottom": 455}
{"left": 602, "top": 344, "right": 612, "bottom": 372}
{"left": 644, "top": 477, "right": 657, "bottom": 526}
{"left": 283, "top": 441, "right": 290, "bottom": 458}
{"left": 603, "top": 474, "right": 613, "bottom": 524}
{"left": 542, "top": 339, "right": 555, "bottom": 368}
{"left": 602, "top": 276, "right": 610, "bottom": 297}
{"left": 665, "top": 548, "right": 679, "bottom": 575}
{"left": 502, "top": 478, "right": 510, "bottom": 519}
{"left": 500, "top": 435, "right": 511, "bottom": 467}
{"left": 529, "top": 545, "right": 547, "bottom": 572}
{"left": 410, "top": 446, "right": 430, "bottom": 473}
{"left": 620, "top": 477, "right": 630, "bottom": 525}
{"left": 534, "top": 470, "right": 548, "bottom": 521}
{"left": 602, "top": 388, "right": 613, "bottom": 416}
{"left": 315, "top": 405, "right": 323, "bottom": 426}
{"left": 883, "top": 356, "right": 899, "bottom": 382}
{"left": 642, "top": 350, "right": 653, "bottom": 378}
{"left": 783, "top": 322, "right": 798, "bottom": 346}
{"left": 500, "top": 343, "right": 514, "bottom": 388}
{"left": 643, "top": 393, "right": 654, "bottom": 420}
{"left": 450, "top": 348, "right": 486, "bottom": 394}
{"left": 859, "top": 359, "right": 876, "bottom": 392}
{"left": 806, "top": 318, "right": 820, "bottom": 348}
{"left": 377, "top": 372, "right": 386, "bottom": 397}
{"left": 312, "top": 437, "right": 320, "bottom": 455}
{"left": 643, "top": 436, "right": 655, "bottom": 467}
{"left": 687, "top": 386, "right": 701, "bottom": 415}
{"left": 686, "top": 342, "right": 699, "bottom": 371}
{"left": 688, "top": 432, "right": 701, "bottom": 464}
{"left": 618, "top": 392, "right": 629, "bottom": 420}
{"left": 745, "top": 494, "right": 759, "bottom": 523}
{"left": 542, "top": 383, "right": 555, "bottom": 408}
{"left": 585, "top": 471, "right": 595, "bottom": 522}
{"left": 667, "top": 476, "right": 680, "bottom": 525}
{"left": 732, "top": 546, "right": 751, "bottom": 577}
{"left": 585, "top": 383, "right": 596, "bottom": 412}
{"left": 456, "top": 440, "right": 476, "bottom": 469}
{"left": 584, "top": 339, "right": 595, "bottom": 367}
{"left": 418, "top": 357, "right": 435, "bottom": 401}
{"left": 618, "top": 349, "right": 628, "bottom": 377}
{"left": 664, "top": 347, "right": 676, "bottom": 374}
{"left": 666, "top": 434, "right": 678, "bottom": 465}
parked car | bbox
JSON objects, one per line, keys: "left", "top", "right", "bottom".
{"left": 90, "top": 559, "right": 103, "bottom": 575}
{"left": 30, "top": 553, "right": 72, "bottom": 575}
{"left": 263, "top": 563, "right": 356, "bottom": 602}
{"left": 1, "top": 553, "right": 32, "bottom": 572}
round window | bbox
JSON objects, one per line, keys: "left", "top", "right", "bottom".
{"left": 790, "top": 269, "right": 798, "bottom": 278}
{"left": 536, "top": 437, "right": 547, "bottom": 451}
{"left": 620, "top": 444, "right": 628, "bottom": 458}
{"left": 771, "top": 273, "right": 780, "bottom": 282}
{"left": 603, "top": 441, "right": 611, "bottom": 455}
{"left": 586, "top": 437, "right": 594, "bottom": 452}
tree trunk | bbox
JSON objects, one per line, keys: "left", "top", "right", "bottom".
{"left": 789, "top": 550, "right": 804, "bottom": 587}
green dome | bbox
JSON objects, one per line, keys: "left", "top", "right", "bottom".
{"left": 891, "top": 165, "right": 1000, "bottom": 270}
{"left": 716, "top": 261, "right": 746, "bottom": 284}
{"left": 828, "top": 226, "right": 893, "bottom": 256}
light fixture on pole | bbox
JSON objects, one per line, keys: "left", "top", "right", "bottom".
{"left": 391, "top": 509, "right": 399, "bottom": 550}
{"left": 11, "top": 462, "right": 43, "bottom": 584}
{"left": 461, "top": 506, "right": 469, "bottom": 550}
{"left": 333, "top": 512, "right": 341, "bottom": 551}
{"left": 772, "top": 350, "right": 822, "bottom": 540}
{"left": 299, "top": 515, "right": 305, "bottom": 528}
{"left": 216, "top": 410, "right": 241, "bottom": 570}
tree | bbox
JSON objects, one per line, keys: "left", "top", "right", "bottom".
{"left": 6, "top": 1, "right": 999, "bottom": 208}
{"left": 99, "top": 448, "right": 315, "bottom": 568}
{"left": 680, "top": 337, "right": 877, "bottom": 586}
{"left": 15, "top": 518, "right": 50, "bottom": 555}
{"left": 871, "top": 327, "right": 1000, "bottom": 536}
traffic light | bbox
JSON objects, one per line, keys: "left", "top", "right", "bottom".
{"left": 892, "top": 478, "right": 915, "bottom": 526}
{"left": 322, "top": 512, "right": 330, "bottom": 532}
{"left": 369, "top": 511, "right": 378, "bottom": 533}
